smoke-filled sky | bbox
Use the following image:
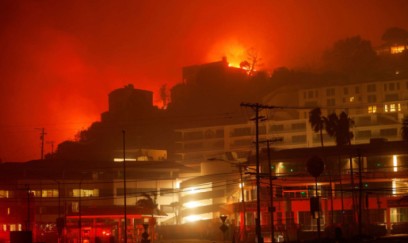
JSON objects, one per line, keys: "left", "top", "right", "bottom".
{"left": 1, "top": 0, "right": 408, "bottom": 162}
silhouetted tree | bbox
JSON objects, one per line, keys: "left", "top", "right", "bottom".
{"left": 382, "top": 27, "right": 408, "bottom": 45}
{"left": 325, "top": 111, "right": 354, "bottom": 146}
{"left": 136, "top": 192, "right": 158, "bottom": 214}
{"left": 136, "top": 193, "right": 160, "bottom": 239}
{"left": 322, "top": 36, "right": 377, "bottom": 77}
{"left": 309, "top": 107, "right": 326, "bottom": 147}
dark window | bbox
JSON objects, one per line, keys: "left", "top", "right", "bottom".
{"left": 292, "top": 135, "right": 306, "bottom": 143}
{"left": 385, "top": 94, "right": 399, "bottom": 101}
{"left": 367, "top": 95, "right": 377, "bottom": 103}
{"left": 367, "top": 84, "right": 376, "bottom": 92}
{"left": 380, "top": 128, "right": 397, "bottom": 137}
{"left": 291, "top": 123, "right": 306, "bottom": 130}
{"left": 270, "top": 124, "right": 284, "bottom": 131}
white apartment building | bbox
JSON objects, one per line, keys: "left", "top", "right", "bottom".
{"left": 175, "top": 78, "right": 408, "bottom": 165}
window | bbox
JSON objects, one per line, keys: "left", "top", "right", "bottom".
{"left": 349, "top": 96, "right": 355, "bottom": 102}
{"left": 391, "top": 45, "right": 406, "bottom": 54}
{"left": 291, "top": 123, "right": 306, "bottom": 130}
{"left": 308, "top": 90, "right": 314, "bottom": 98}
{"left": 232, "top": 127, "right": 251, "bottom": 136}
{"left": 0, "top": 190, "right": 9, "bottom": 198}
{"left": 368, "top": 106, "right": 377, "bottom": 113}
{"left": 270, "top": 124, "right": 284, "bottom": 131}
{"left": 42, "top": 190, "right": 58, "bottom": 198}
{"left": 327, "top": 98, "right": 335, "bottom": 106}
{"left": 391, "top": 207, "right": 408, "bottom": 223}
{"left": 380, "top": 128, "right": 397, "bottom": 137}
{"left": 357, "top": 130, "right": 372, "bottom": 138}
{"left": 385, "top": 103, "right": 401, "bottom": 112}
{"left": 390, "top": 104, "right": 396, "bottom": 112}
{"left": 367, "top": 95, "right": 376, "bottom": 103}
{"left": 72, "top": 202, "right": 79, "bottom": 213}
{"left": 385, "top": 94, "right": 399, "bottom": 101}
{"left": 184, "top": 131, "right": 203, "bottom": 140}
{"left": 326, "top": 88, "right": 335, "bottom": 96}
{"left": 292, "top": 135, "right": 306, "bottom": 143}
{"left": 305, "top": 101, "right": 318, "bottom": 107}
{"left": 367, "top": 84, "right": 376, "bottom": 92}
{"left": 389, "top": 83, "right": 395, "bottom": 91}
{"left": 73, "top": 189, "right": 99, "bottom": 197}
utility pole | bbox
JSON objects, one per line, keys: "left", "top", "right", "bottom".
{"left": 36, "top": 128, "right": 46, "bottom": 160}
{"left": 122, "top": 130, "right": 128, "bottom": 243}
{"left": 238, "top": 161, "right": 247, "bottom": 242}
{"left": 260, "top": 138, "right": 282, "bottom": 243}
{"left": 26, "top": 184, "right": 31, "bottom": 231}
{"left": 240, "top": 103, "right": 280, "bottom": 243}
{"left": 358, "top": 150, "right": 363, "bottom": 236}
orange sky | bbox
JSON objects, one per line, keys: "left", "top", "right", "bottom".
{"left": 1, "top": 0, "right": 408, "bottom": 162}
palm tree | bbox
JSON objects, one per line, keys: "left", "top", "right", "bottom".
{"left": 136, "top": 193, "right": 160, "bottom": 241}
{"left": 401, "top": 116, "right": 408, "bottom": 141}
{"left": 325, "top": 111, "right": 356, "bottom": 226}
{"left": 309, "top": 107, "right": 326, "bottom": 147}
{"left": 325, "top": 111, "right": 354, "bottom": 146}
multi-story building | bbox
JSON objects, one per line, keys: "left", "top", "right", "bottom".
{"left": 173, "top": 77, "right": 408, "bottom": 241}
{"left": 0, "top": 154, "right": 193, "bottom": 243}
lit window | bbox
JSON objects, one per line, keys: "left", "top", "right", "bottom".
{"left": 0, "top": 190, "right": 9, "bottom": 198}
{"left": 391, "top": 45, "right": 406, "bottom": 54}
{"left": 42, "top": 190, "right": 58, "bottom": 198}
{"left": 349, "top": 96, "right": 354, "bottom": 102}
{"left": 368, "top": 106, "right": 377, "bottom": 113}
{"left": 72, "top": 202, "right": 79, "bottom": 213}
{"left": 384, "top": 105, "right": 388, "bottom": 112}
{"left": 390, "top": 104, "right": 396, "bottom": 112}
{"left": 398, "top": 103, "right": 401, "bottom": 111}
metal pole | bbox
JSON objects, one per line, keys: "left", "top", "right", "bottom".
{"left": 358, "top": 151, "right": 363, "bottom": 236}
{"left": 255, "top": 106, "right": 263, "bottom": 243}
{"left": 79, "top": 180, "right": 82, "bottom": 243}
{"left": 238, "top": 162, "right": 247, "bottom": 242}
{"left": 267, "top": 140, "right": 275, "bottom": 243}
{"left": 26, "top": 184, "right": 31, "bottom": 231}
{"left": 58, "top": 181, "right": 61, "bottom": 243}
{"left": 315, "top": 178, "right": 321, "bottom": 239}
{"left": 123, "top": 130, "right": 128, "bottom": 243}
